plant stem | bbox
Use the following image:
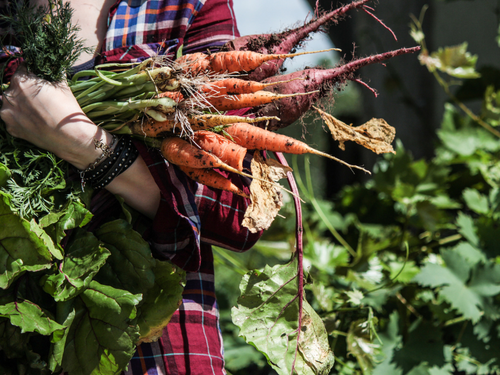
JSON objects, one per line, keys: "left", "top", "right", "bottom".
{"left": 274, "top": 152, "right": 303, "bottom": 375}
{"left": 432, "top": 70, "right": 500, "bottom": 138}
{"left": 294, "top": 155, "right": 356, "bottom": 257}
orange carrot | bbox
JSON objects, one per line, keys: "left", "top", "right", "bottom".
{"left": 192, "top": 131, "right": 247, "bottom": 171}
{"left": 187, "top": 114, "right": 279, "bottom": 129}
{"left": 175, "top": 52, "right": 210, "bottom": 74}
{"left": 208, "top": 49, "right": 336, "bottom": 74}
{"left": 177, "top": 48, "right": 336, "bottom": 74}
{"left": 224, "top": 122, "right": 371, "bottom": 173}
{"left": 158, "top": 91, "right": 184, "bottom": 102}
{"left": 130, "top": 115, "right": 279, "bottom": 137}
{"left": 206, "top": 90, "right": 317, "bottom": 111}
{"left": 199, "top": 78, "right": 297, "bottom": 96}
{"left": 161, "top": 137, "right": 223, "bottom": 169}
{"left": 160, "top": 137, "right": 294, "bottom": 186}
{"left": 177, "top": 165, "right": 249, "bottom": 198}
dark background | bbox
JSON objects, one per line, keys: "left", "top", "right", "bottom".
{"left": 302, "top": 0, "right": 500, "bottom": 196}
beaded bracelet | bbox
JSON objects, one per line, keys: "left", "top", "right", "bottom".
{"left": 91, "top": 137, "right": 139, "bottom": 189}
{"left": 78, "top": 136, "right": 139, "bottom": 190}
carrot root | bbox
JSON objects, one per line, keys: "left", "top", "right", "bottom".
{"left": 177, "top": 165, "right": 249, "bottom": 198}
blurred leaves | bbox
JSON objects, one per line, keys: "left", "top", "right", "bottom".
{"left": 419, "top": 43, "right": 480, "bottom": 79}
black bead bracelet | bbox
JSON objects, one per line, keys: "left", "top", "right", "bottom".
{"left": 92, "top": 137, "right": 139, "bottom": 189}
{"left": 78, "top": 136, "right": 139, "bottom": 190}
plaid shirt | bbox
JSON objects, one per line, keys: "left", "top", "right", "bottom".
{"left": 97, "top": 1, "right": 260, "bottom": 374}
{"left": 98, "top": 0, "right": 241, "bottom": 64}
{"left": 2, "top": 1, "right": 259, "bottom": 374}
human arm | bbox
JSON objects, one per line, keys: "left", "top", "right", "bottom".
{"left": 0, "top": 65, "right": 161, "bottom": 219}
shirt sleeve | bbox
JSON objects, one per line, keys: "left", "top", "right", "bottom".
{"left": 135, "top": 142, "right": 263, "bottom": 272}
{"left": 194, "top": 169, "right": 262, "bottom": 252}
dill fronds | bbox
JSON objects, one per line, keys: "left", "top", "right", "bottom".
{"left": 1, "top": 0, "right": 91, "bottom": 82}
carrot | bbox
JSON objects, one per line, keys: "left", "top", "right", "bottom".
{"left": 187, "top": 114, "right": 279, "bottom": 129}
{"left": 130, "top": 114, "right": 279, "bottom": 137}
{"left": 224, "top": 123, "right": 371, "bottom": 173}
{"left": 158, "top": 91, "right": 184, "bottom": 102}
{"left": 175, "top": 52, "right": 210, "bottom": 75}
{"left": 178, "top": 48, "right": 337, "bottom": 75}
{"left": 199, "top": 77, "right": 299, "bottom": 96}
{"left": 161, "top": 137, "right": 229, "bottom": 169}
{"left": 192, "top": 131, "right": 247, "bottom": 171}
{"left": 161, "top": 137, "right": 296, "bottom": 188}
{"left": 208, "top": 49, "right": 337, "bottom": 74}
{"left": 207, "top": 90, "right": 318, "bottom": 111}
{"left": 177, "top": 165, "right": 249, "bottom": 198}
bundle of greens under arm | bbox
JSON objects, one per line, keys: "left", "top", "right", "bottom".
{"left": 0, "top": 130, "right": 73, "bottom": 219}
{"left": 0, "top": 0, "right": 90, "bottom": 82}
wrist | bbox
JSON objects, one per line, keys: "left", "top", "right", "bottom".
{"left": 59, "top": 124, "right": 115, "bottom": 170}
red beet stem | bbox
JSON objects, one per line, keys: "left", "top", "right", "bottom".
{"left": 253, "top": 46, "right": 421, "bottom": 130}
{"left": 274, "top": 151, "right": 304, "bottom": 374}
{"left": 223, "top": 0, "right": 373, "bottom": 81}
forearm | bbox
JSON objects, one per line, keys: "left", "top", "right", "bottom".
{"left": 105, "top": 156, "right": 161, "bottom": 219}
{"left": 0, "top": 66, "right": 161, "bottom": 219}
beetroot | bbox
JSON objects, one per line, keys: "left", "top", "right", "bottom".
{"left": 250, "top": 46, "right": 421, "bottom": 130}
{"left": 222, "top": 0, "right": 372, "bottom": 81}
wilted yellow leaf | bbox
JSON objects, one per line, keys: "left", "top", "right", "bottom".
{"left": 314, "top": 107, "right": 395, "bottom": 154}
{"left": 243, "top": 152, "right": 292, "bottom": 233}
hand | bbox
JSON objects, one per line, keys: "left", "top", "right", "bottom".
{"left": 0, "top": 65, "right": 161, "bottom": 219}
{"left": 0, "top": 65, "right": 111, "bottom": 170}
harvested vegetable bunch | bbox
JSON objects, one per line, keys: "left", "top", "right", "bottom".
{"left": 0, "top": 2, "right": 185, "bottom": 375}
{"left": 0, "top": 0, "right": 423, "bottom": 373}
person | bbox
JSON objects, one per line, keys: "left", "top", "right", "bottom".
{"left": 0, "top": 0, "right": 262, "bottom": 374}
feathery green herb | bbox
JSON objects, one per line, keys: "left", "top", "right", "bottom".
{"left": 1, "top": 0, "right": 91, "bottom": 82}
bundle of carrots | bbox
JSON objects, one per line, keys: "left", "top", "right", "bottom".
{"left": 68, "top": 47, "right": 375, "bottom": 199}
{"left": 65, "top": 0, "right": 419, "bottom": 205}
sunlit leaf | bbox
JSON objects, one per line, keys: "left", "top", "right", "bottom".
{"left": 0, "top": 192, "right": 52, "bottom": 289}
{"left": 413, "top": 248, "right": 500, "bottom": 322}
{"left": 232, "top": 257, "right": 334, "bottom": 374}
{"left": 346, "top": 290, "right": 364, "bottom": 306}
{"left": 94, "top": 220, "right": 156, "bottom": 294}
{"left": 0, "top": 300, "right": 65, "bottom": 337}
{"left": 456, "top": 212, "right": 480, "bottom": 247}
{"left": 43, "top": 231, "right": 110, "bottom": 301}
{"left": 420, "top": 43, "right": 480, "bottom": 78}
{"left": 463, "top": 189, "right": 490, "bottom": 215}
{"left": 347, "top": 318, "right": 382, "bottom": 374}
{"left": 482, "top": 86, "right": 500, "bottom": 126}
{"left": 136, "top": 260, "right": 185, "bottom": 343}
{"left": 60, "top": 281, "right": 141, "bottom": 375}
{"left": 40, "top": 199, "right": 93, "bottom": 247}
{"left": 0, "top": 163, "right": 11, "bottom": 188}
{"left": 296, "top": 301, "right": 335, "bottom": 374}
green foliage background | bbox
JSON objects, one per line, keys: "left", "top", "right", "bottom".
{"left": 216, "top": 1, "right": 500, "bottom": 374}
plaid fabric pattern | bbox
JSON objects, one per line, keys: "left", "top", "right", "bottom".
{"left": 1, "top": 1, "right": 255, "bottom": 373}
{"left": 102, "top": 1, "right": 254, "bottom": 374}
{"left": 99, "top": 0, "right": 239, "bottom": 64}
{"left": 124, "top": 144, "right": 260, "bottom": 375}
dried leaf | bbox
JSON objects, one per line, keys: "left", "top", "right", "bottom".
{"left": 243, "top": 152, "right": 292, "bottom": 233}
{"left": 297, "top": 301, "right": 336, "bottom": 374}
{"left": 314, "top": 107, "right": 396, "bottom": 154}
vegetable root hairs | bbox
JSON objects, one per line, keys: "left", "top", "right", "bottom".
{"left": 222, "top": 0, "right": 373, "bottom": 81}
{"left": 253, "top": 46, "right": 421, "bottom": 130}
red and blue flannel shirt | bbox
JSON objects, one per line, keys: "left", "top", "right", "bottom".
{"left": 1, "top": 1, "right": 261, "bottom": 374}
{"left": 98, "top": 1, "right": 261, "bottom": 374}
